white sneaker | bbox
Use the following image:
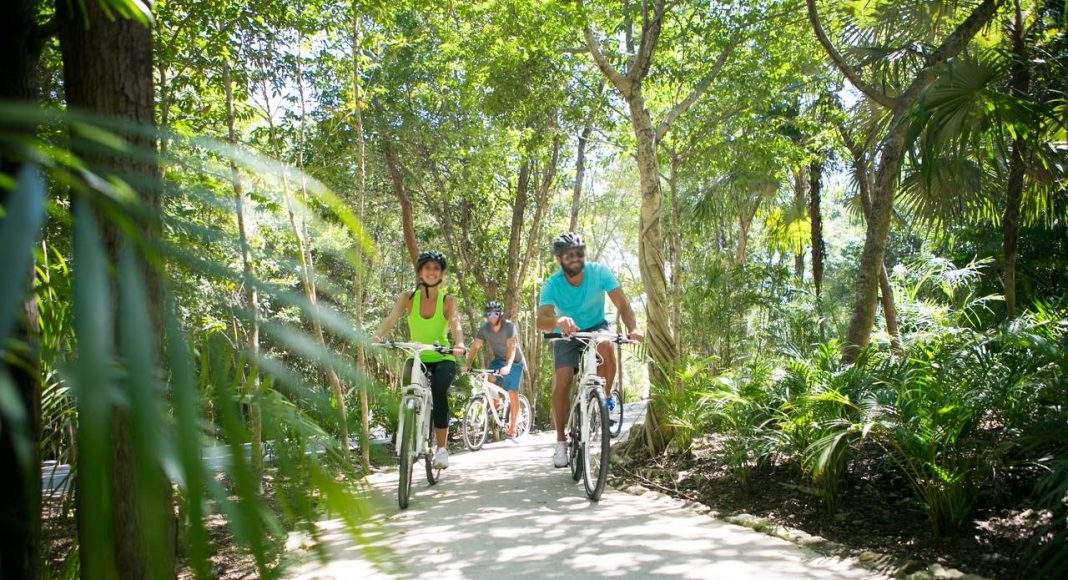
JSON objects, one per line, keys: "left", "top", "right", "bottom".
{"left": 433, "top": 447, "right": 449, "bottom": 469}
{"left": 553, "top": 441, "right": 568, "bottom": 468}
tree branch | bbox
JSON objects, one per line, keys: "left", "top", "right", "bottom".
{"left": 654, "top": 37, "right": 739, "bottom": 141}
{"left": 899, "top": 0, "right": 1002, "bottom": 105}
{"left": 805, "top": 0, "right": 901, "bottom": 110}
{"left": 583, "top": 26, "right": 631, "bottom": 94}
{"left": 628, "top": 0, "right": 667, "bottom": 84}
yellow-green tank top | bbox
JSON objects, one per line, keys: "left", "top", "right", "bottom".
{"left": 407, "top": 289, "right": 453, "bottom": 363}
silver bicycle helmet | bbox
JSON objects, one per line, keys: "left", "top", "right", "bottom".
{"left": 551, "top": 232, "right": 585, "bottom": 257}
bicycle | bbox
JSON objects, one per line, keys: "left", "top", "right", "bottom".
{"left": 544, "top": 331, "right": 637, "bottom": 500}
{"left": 371, "top": 340, "right": 459, "bottom": 509}
{"left": 462, "top": 369, "right": 532, "bottom": 451}
{"left": 608, "top": 372, "right": 624, "bottom": 439}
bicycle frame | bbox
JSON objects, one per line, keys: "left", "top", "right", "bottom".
{"left": 468, "top": 370, "right": 513, "bottom": 430}
{"left": 372, "top": 341, "right": 442, "bottom": 456}
{"left": 547, "top": 332, "right": 630, "bottom": 446}
{"left": 563, "top": 334, "right": 608, "bottom": 451}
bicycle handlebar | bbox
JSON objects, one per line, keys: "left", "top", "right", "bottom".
{"left": 467, "top": 368, "right": 502, "bottom": 376}
{"left": 371, "top": 340, "right": 467, "bottom": 355}
{"left": 542, "top": 331, "right": 638, "bottom": 345}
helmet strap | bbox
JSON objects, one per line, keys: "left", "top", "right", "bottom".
{"left": 417, "top": 278, "right": 442, "bottom": 299}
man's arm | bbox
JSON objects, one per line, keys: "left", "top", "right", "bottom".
{"left": 465, "top": 338, "right": 484, "bottom": 369}
{"left": 608, "top": 287, "right": 642, "bottom": 341}
{"left": 536, "top": 304, "right": 558, "bottom": 332}
{"left": 504, "top": 336, "right": 517, "bottom": 366}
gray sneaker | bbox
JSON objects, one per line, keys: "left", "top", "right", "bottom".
{"left": 433, "top": 447, "right": 449, "bottom": 469}
{"left": 553, "top": 441, "right": 568, "bottom": 468}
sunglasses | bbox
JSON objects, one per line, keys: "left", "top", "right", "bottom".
{"left": 561, "top": 249, "right": 585, "bottom": 260}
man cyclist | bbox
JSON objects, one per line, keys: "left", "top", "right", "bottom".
{"left": 535, "top": 232, "right": 642, "bottom": 468}
{"left": 371, "top": 250, "right": 466, "bottom": 469}
{"left": 464, "top": 301, "right": 526, "bottom": 438}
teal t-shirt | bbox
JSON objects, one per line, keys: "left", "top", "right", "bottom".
{"left": 538, "top": 262, "right": 620, "bottom": 330}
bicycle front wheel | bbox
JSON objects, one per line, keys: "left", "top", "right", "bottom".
{"left": 608, "top": 390, "right": 623, "bottom": 438}
{"left": 462, "top": 396, "right": 489, "bottom": 451}
{"left": 398, "top": 404, "right": 417, "bottom": 509}
{"left": 569, "top": 399, "right": 583, "bottom": 482}
{"left": 582, "top": 388, "right": 611, "bottom": 500}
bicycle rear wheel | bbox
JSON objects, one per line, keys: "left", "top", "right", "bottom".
{"left": 582, "top": 389, "right": 611, "bottom": 500}
{"left": 568, "top": 399, "right": 582, "bottom": 482}
{"left": 608, "top": 390, "right": 623, "bottom": 438}
{"left": 425, "top": 402, "right": 443, "bottom": 484}
{"left": 462, "top": 396, "right": 489, "bottom": 451}
{"left": 515, "top": 395, "right": 531, "bottom": 437}
{"left": 398, "top": 404, "right": 416, "bottom": 509}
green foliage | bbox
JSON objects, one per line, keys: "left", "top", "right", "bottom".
{"left": 676, "top": 252, "right": 1068, "bottom": 539}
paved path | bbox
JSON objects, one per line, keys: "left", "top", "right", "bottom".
{"left": 287, "top": 403, "right": 880, "bottom": 579}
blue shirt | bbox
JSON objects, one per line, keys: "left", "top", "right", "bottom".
{"left": 538, "top": 262, "right": 620, "bottom": 330}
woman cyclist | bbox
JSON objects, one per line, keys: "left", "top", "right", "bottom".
{"left": 372, "top": 250, "right": 466, "bottom": 469}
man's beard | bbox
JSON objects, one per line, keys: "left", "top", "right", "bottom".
{"left": 561, "top": 261, "right": 584, "bottom": 277}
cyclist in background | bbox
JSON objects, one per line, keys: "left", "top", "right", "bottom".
{"left": 371, "top": 250, "right": 466, "bottom": 469}
{"left": 464, "top": 301, "right": 526, "bottom": 438}
{"left": 535, "top": 233, "right": 642, "bottom": 468}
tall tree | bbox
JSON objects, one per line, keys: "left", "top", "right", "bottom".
{"left": 292, "top": 40, "right": 349, "bottom": 452}
{"left": 807, "top": 0, "right": 1002, "bottom": 361}
{"left": 582, "top": 0, "right": 742, "bottom": 455}
{"left": 57, "top": 0, "right": 177, "bottom": 576}
{"left": 0, "top": 1, "right": 46, "bottom": 577}
{"left": 222, "top": 57, "right": 264, "bottom": 478}
{"left": 351, "top": 2, "right": 371, "bottom": 472}
{"left": 1001, "top": 0, "right": 1031, "bottom": 319}
{"left": 808, "top": 156, "right": 825, "bottom": 299}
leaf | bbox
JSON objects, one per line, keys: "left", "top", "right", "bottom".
{"left": 0, "top": 165, "right": 46, "bottom": 348}
{"left": 71, "top": 200, "right": 117, "bottom": 580}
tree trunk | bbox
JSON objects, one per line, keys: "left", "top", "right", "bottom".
{"left": 808, "top": 157, "right": 825, "bottom": 299}
{"left": 842, "top": 119, "right": 909, "bottom": 363}
{"left": 514, "top": 133, "right": 561, "bottom": 318}
{"left": 223, "top": 59, "right": 265, "bottom": 478}
{"left": 625, "top": 94, "right": 677, "bottom": 455}
{"left": 381, "top": 122, "right": 418, "bottom": 267}
{"left": 0, "top": 2, "right": 43, "bottom": 577}
{"left": 844, "top": 132, "right": 901, "bottom": 351}
{"left": 504, "top": 159, "right": 531, "bottom": 317}
{"left": 1002, "top": 1, "right": 1029, "bottom": 321}
{"left": 878, "top": 263, "right": 902, "bottom": 352}
{"left": 569, "top": 119, "right": 593, "bottom": 232}
{"left": 792, "top": 166, "right": 806, "bottom": 281}
{"left": 57, "top": 0, "right": 176, "bottom": 576}
{"left": 735, "top": 211, "right": 752, "bottom": 266}
{"left": 157, "top": 62, "right": 170, "bottom": 158}
{"left": 351, "top": 5, "right": 371, "bottom": 472}
{"left": 294, "top": 49, "right": 349, "bottom": 453}
{"left": 667, "top": 156, "right": 683, "bottom": 352}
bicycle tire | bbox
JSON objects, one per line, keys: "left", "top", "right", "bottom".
{"left": 583, "top": 388, "right": 611, "bottom": 501}
{"left": 398, "top": 404, "right": 416, "bottom": 509}
{"left": 515, "top": 395, "right": 532, "bottom": 437}
{"left": 425, "top": 441, "right": 440, "bottom": 485}
{"left": 462, "top": 396, "right": 489, "bottom": 451}
{"left": 569, "top": 399, "right": 583, "bottom": 482}
{"left": 608, "top": 390, "right": 624, "bottom": 438}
